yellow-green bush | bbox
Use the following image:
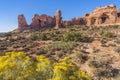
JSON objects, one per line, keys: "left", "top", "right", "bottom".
{"left": 0, "top": 52, "right": 91, "bottom": 80}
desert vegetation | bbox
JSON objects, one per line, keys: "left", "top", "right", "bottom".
{"left": 0, "top": 25, "right": 120, "bottom": 80}
{"left": 0, "top": 52, "right": 91, "bottom": 80}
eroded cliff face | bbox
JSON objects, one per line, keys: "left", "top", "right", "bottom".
{"left": 18, "top": 4, "right": 120, "bottom": 31}
{"left": 30, "top": 14, "right": 56, "bottom": 29}
{"left": 18, "top": 13, "right": 57, "bottom": 30}
{"left": 84, "top": 4, "right": 120, "bottom": 26}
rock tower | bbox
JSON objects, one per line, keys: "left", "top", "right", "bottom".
{"left": 55, "top": 10, "right": 62, "bottom": 29}
{"left": 18, "top": 14, "right": 28, "bottom": 30}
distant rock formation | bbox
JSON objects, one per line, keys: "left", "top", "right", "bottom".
{"left": 63, "top": 18, "right": 86, "bottom": 27}
{"left": 18, "top": 14, "right": 28, "bottom": 30}
{"left": 18, "top": 4, "right": 120, "bottom": 31}
{"left": 30, "top": 14, "right": 56, "bottom": 29}
{"left": 84, "top": 4, "right": 120, "bottom": 26}
{"left": 30, "top": 14, "right": 40, "bottom": 28}
{"left": 39, "top": 14, "right": 55, "bottom": 28}
{"left": 55, "top": 10, "right": 62, "bottom": 29}
{"left": 71, "top": 17, "right": 86, "bottom": 25}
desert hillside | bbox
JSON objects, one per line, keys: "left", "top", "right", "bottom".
{"left": 0, "top": 25, "right": 120, "bottom": 80}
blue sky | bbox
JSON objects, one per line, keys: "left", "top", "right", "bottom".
{"left": 0, "top": 0, "right": 120, "bottom": 32}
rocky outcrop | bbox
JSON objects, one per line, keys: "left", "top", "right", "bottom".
{"left": 84, "top": 4, "right": 120, "bottom": 26}
{"left": 63, "top": 18, "right": 86, "bottom": 27}
{"left": 55, "top": 10, "right": 62, "bottom": 29}
{"left": 18, "top": 14, "right": 28, "bottom": 30}
{"left": 30, "top": 14, "right": 40, "bottom": 28}
{"left": 63, "top": 21, "right": 72, "bottom": 26}
{"left": 39, "top": 14, "right": 55, "bottom": 27}
{"left": 18, "top": 4, "right": 120, "bottom": 31}
{"left": 71, "top": 17, "right": 86, "bottom": 25}
{"left": 30, "top": 14, "right": 56, "bottom": 29}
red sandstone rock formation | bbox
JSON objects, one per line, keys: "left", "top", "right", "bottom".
{"left": 55, "top": 10, "right": 62, "bottom": 29}
{"left": 84, "top": 4, "right": 120, "bottom": 26}
{"left": 71, "top": 17, "right": 86, "bottom": 25}
{"left": 63, "top": 21, "right": 72, "bottom": 26}
{"left": 39, "top": 14, "right": 55, "bottom": 27}
{"left": 18, "top": 4, "right": 120, "bottom": 31}
{"left": 30, "top": 14, "right": 40, "bottom": 28}
{"left": 30, "top": 14, "right": 56, "bottom": 28}
{"left": 18, "top": 14, "right": 28, "bottom": 30}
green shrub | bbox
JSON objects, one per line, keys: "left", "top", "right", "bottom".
{"left": 62, "top": 31, "right": 82, "bottom": 42}
{"left": 4, "top": 32, "right": 12, "bottom": 36}
{"left": 63, "top": 31, "right": 93, "bottom": 42}
{"left": 30, "top": 33, "right": 48, "bottom": 40}
{"left": 39, "top": 33, "right": 47, "bottom": 40}
{"left": 99, "top": 31, "right": 105, "bottom": 36}
{"left": 100, "top": 31, "right": 115, "bottom": 38}
{"left": 7, "top": 37, "right": 15, "bottom": 42}
{"left": 81, "top": 26, "right": 88, "bottom": 30}
{"left": 72, "top": 52, "right": 89, "bottom": 64}
{"left": 109, "top": 25, "right": 119, "bottom": 28}
{"left": 44, "top": 41, "right": 78, "bottom": 52}
{"left": 56, "top": 51, "right": 65, "bottom": 58}
{"left": 0, "top": 47, "right": 7, "bottom": 50}
{"left": 115, "top": 40, "right": 120, "bottom": 44}
{"left": 104, "top": 32, "right": 114, "bottom": 38}
{"left": 114, "top": 47, "right": 120, "bottom": 53}
{"left": 69, "top": 28, "right": 75, "bottom": 31}
{"left": 30, "top": 34, "right": 38, "bottom": 40}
